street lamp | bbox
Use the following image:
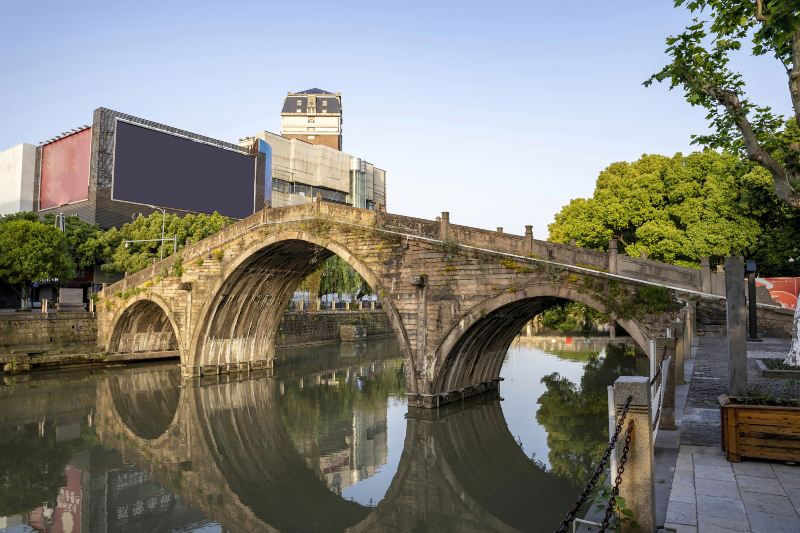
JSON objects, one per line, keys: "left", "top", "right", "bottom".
{"left": 122, "top": 205, "right": 175, "bottom": 260}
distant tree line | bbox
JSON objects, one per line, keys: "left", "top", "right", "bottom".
{"left": 0, "top": 210, "right": 372, "bottom": 308}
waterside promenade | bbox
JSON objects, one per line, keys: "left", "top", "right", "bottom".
{"left": 663, "top": 336, "right": 800, "bottom": 532}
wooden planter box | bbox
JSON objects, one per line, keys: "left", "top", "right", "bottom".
{"left": 719, "top": 395, "right": 800, "bottom": 463}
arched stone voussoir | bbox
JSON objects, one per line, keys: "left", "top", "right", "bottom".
{"left": 106, "top": 292, "right": 185, "bottom": 362}
{"left": 185, "top": 230, "right": 415, "bottom": 383}
{"left": 425, "top": 280, "right": 654, "bottom": 403}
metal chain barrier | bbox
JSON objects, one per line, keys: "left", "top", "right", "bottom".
{"left": 553, "top": 395, "right": 633, "bottom": 533}
{"left": 600, "top": 421, "right": 634, "bottom": 532}
{"left": 649, "top": 359, "right": 663, "bottom": 386}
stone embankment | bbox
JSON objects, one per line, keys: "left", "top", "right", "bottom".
{"left": 0, "top": 309, "right": 392, "bottom": 371}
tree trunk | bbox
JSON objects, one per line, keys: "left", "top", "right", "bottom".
{"left": 785, "top": 303, "right": 800, "bottom": 366}
{"left": 19, "top": 283, "right": 31, "bottom": 310}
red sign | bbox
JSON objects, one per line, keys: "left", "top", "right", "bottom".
{"left": 40, "top": 128, "right": 91, "bottom": 210}
{"left": 755, "top": 277, "right": 799, "bottom": 310}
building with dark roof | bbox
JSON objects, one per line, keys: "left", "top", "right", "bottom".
{"left": 280, "top": 89, "right": 342, "bottom": 150}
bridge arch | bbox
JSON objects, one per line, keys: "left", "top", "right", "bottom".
{"left": 187, "top": 230, "right": 414, "bottom": 384}
{"left": 108, "top": 293, "right": 183, "bottom": 358}
{"left": 430, "top": 281, "right": 651, "bottom": 396}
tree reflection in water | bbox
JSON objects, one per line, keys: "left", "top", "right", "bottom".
{"left": 536, "top": 344, "right": 647, "bottom": 482}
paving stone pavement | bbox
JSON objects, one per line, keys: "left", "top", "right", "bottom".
{"left": 663, "top": 335, "right": 800, "bottom": 533}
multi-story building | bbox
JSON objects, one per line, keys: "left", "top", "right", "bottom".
{"left": 280, "top": 88, "right": 343, "bottom": 150}
{"left": 241, "top": 130, "right": 386, "bottom": 211}
{"left": 0, "top": 89, "right": 384, "bottom": 224}
{"left": 0, "top": 143, "right": 36, "bottom": 215}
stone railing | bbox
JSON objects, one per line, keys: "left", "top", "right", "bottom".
{"left": 101, "top": 201, "right": 717, "bottom": 300}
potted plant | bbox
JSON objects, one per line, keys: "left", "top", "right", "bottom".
{"left": 719, "top": 382, "right": 800, "bottom": 463}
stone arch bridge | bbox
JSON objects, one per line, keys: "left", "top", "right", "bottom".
{"left": 97, "top": 199, "right": 726, "bottom": 407}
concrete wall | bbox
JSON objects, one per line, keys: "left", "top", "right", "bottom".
{"left": 0, "top": 312, "right": 97, "bottom": 352}
{"left": 276, "top": 310, "right": 392, "bottom": 347}
{"left": 0, "top": 143, "right": 36, "bottom": 215}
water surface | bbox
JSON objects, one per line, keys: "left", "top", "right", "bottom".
{"left": 0, "top": 335, "right": 645, "bottom": 532}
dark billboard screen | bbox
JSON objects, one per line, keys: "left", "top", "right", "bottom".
{"left": 112, "top": 121, "right": 255, "bottom": 218}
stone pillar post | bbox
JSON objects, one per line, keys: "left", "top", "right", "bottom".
{"left": 674, "top": 317, "right": 686, "bottom": 385}
{"left": 700, "top": 256, "right": 712, "bottom": 293}
{"left": 613, "top": 376, "right": 656, "bottom": 533}
{"left": 496, "top": 227, "right": 503, "bottom": 233}
{"left": 608, "top": 239, "right": 619, "bottom": 274}
{"left": 524, "top": 225, "right": 533, "bottom": 255}
{"left": 440, "top": 212, "right": 450, "bottom": 240}
{"left": 654, "top": 337, "right": 676, "bottom": 430}
{"left": 725, "top": 256, "right": 748, "bottom": 396}
{"left": 685, "top": 300, "right": 697, "bottom": 356}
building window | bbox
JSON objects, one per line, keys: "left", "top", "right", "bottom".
{"left": 308, "top": 117, "right": 315, "bottom": 123}
{"left": 322, "top": 100, "right": 328, "bottom": 107}
{"left": 296, "top": 99, "right": 302, "bottom": 105}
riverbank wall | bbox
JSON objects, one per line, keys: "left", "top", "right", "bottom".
{"left": 276, "top": 310, "right": 392, "bottom": 348}
{"left": 0, "top": 311, "right": 97, "bottom": 352}
{"left": 0, "top": 309, "right": 393, "bottom": 370}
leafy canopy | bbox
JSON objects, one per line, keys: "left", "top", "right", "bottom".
{"left": 645, "top": 0, "right": 800, "bottom": 207}
{"left": 0, "top": 217, "right": 74, "bottom": 286}
{"left": 548, "top": 151, "right": 800, "bottom": 273}
{"left": 87, "top": 211, "right": 234, "bottom": 274}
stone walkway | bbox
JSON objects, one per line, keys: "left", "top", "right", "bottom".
{"left": 663, "top": 336, "right": 800, "bottom": 532}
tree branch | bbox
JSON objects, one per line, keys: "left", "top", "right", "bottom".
{"left": 791, "top": 27, "right": 800, "bottom": 127}
{"left": 704, "top": 85, "right": 800, "bottom": 207}
{"left": 755, "top": 0, "right": 766, "bottom": 22}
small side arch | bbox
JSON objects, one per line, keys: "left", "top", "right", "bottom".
{"left": 108, "top": 293, "right": 184, "bottom": 361}
{"left": 430, "top": 281, "right": 652, "bottom": 396}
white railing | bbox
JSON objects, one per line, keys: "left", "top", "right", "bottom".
{"left": 650, "top": 356, "right": 671, "bottom": 441}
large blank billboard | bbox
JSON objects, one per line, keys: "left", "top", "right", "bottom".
{"left": 112, "top": 121, "right": 255, "bottom": 218}
{"left": 40, "top": 128, "right": 91, "bottom": 210}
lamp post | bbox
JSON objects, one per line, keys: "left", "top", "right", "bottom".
{"left": 123, "top": 205, "right": 175, "bottom": 260}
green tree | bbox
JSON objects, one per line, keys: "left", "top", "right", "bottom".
{"left": 548, "top": 151, "right": 800, "bottom": 273}
{"left": 0, "top": 218, "right": 74, "bottom": 308}
{"left": 42, "top": 213, "right": 103, "bottom": 269}
{"left": 299, "top": 256, "right": 372, "bottom": 298}
{"left": 645, "top": 0, "right": 800, "bottom": 207}
{"left": 88, "top": 211, "right": 234, "bottom": 274}
{"left": 540, "top": 302, "right": 608, "bottom": 334}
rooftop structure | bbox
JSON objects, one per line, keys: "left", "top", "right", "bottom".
{"left": 280, "top": 88, "right": 342, "bottom": 151}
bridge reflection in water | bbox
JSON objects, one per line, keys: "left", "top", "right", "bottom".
{"left": 0, "top": 338, "right": 644, "bottom": 532}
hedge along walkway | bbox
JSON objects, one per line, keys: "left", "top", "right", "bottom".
{"left": 663, "top": 335, "right": 800, "bottom": 533}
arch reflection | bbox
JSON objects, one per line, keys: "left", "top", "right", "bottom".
{"left": 108, "top": 365, "right": 181, "bottom": 440}
{"left": 95, "top": 348, "right": 611, "bottom": 532}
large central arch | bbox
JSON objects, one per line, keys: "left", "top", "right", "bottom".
{"left": 187, "top": 231, "right": 415, "bottom": 390}
{"left": 430, "top": 281, "right": 651, "bottom": 398}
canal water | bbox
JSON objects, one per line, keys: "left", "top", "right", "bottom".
{"left": 0, "top": 336, "right": 646, "bottom": 533}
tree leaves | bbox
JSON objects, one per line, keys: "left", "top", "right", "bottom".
{"left": 548, "top": 151, "right": 800, "bottom": 273}
{"left": 0, "top": 219, "right": 74, "bottom": 287}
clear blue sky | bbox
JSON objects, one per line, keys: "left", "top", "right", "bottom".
{"left": 1, "top": 1, "right": 790, "bottom": 238}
